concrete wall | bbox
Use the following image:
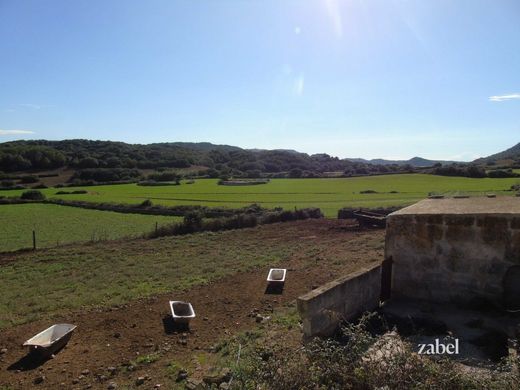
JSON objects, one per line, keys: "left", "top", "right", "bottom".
{"left": 297, "top": 263, "right": 381, "bottom": 337}
{"left": 385, "top": 213, "right": 520, "bottom": 305}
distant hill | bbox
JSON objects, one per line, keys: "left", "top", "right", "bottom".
{"left": 248, "top": 148, "right": 301, "bottom": 154}
{"left": 0, "top": 139, "right": 456, "bottom": 184}
{"left": 346, "top": 156, "right": 458, "bottom": 167}
{"left": 0, "top": 139, "right": 366, "bottom": 178}
{"left": 474, "top": 142, "right": 520, "bottom": 164}
{"left": 167, "top": 142, "right": 242, "bottom": 152}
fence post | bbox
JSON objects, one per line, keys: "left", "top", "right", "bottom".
{"left": 32, "top": 230, "right": 36, "bottom": 250}
{"left": 155, "top": 221, "right": 158, "bottom": 235}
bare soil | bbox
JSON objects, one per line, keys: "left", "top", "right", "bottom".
{"left": 0, "top": 220, "right": 384, "bottom": 389}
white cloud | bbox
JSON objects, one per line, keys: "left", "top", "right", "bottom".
{"left": 20, "top": 103, "right": 43, "bottom": 109}
{"left": 0, "top": 129, "right": 35, "bottom": 135}
{"left": 294, "top": 26, "right": 301, "bottom": 35}
{"left": 488, "top": 93, "right": 520, "bottom": 102}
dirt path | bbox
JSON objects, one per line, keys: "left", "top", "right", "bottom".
{"left": 0, "top": 224, "right": 384, "bottom": 389}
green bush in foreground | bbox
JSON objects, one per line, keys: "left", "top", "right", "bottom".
{"left": 148, "top": 207, "right": 323, "bottom": 238}
{"left": 20, "top": 190, "right": 46, "bottom": 201}
{"left": 231, "top": 315, "right": 519, "bottom": 390}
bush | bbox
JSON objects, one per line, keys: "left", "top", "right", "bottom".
{"left": 20, "top": 190, "right": 46, "bottom": 201}
{"left": 71, "top": 168, "right": 141, "bottom": 183}
{"left": 146, "top": 171, "right": 181, "bottom": 183}
{"left": 55, "top": 190, "right": 88, "bottom": 195}
{"left": 140, "top": 199, "right": 153, "bottom": 208}
{"left": 19, "top": 175, "right": 39, "bottom": 184}
{"left": 232, "top": 314, "right": 519, "bottom": 390}
{"left": 148, "top": 207, "right": 323, "bottom": 238}
{"left": 488, "top": 169, "right": 519, "bottom": 178}
{"left": 1, "top": 179, "right": 15, "bottom": 188}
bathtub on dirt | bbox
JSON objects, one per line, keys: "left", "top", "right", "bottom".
{"left": 267, "top": 268, "right": 287, "bottom": 285}
{"left": 23, "top": 324, "right": 77, "bottom": 356}
{"left": 169, "top": 301, "right": 196, "bottom": 324}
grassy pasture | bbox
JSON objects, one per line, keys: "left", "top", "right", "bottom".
{"left": 2, "top": 174, "right": 519, "bottom": 217}
{"left": 0, "top": 222, "right": 384, "bottom": 328}
{"left": 0, "top": 204, "right": 180, "bottom": 252}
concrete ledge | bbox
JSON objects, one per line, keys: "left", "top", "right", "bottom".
{"left": 297, "top": 263, "right": 381, "bottom": 337}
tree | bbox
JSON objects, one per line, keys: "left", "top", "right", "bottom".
{"left": 289, "top": 168, "right": 302, "bottom": 178}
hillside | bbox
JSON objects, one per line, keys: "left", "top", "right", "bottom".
{"left": 0, "top": 139, "right": 410, "bottom": 180}
{"left": 474, "top": 142, "right": 520, "bottom": 164}
{"left": 346, "top": 156, "right": 458, "bottom": 167}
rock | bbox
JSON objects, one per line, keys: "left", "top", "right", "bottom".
{"left": 78, "top": 375, "right": 85, "bottom": 380}
{"left": 72, "top": 378, "right": 79, "bottom": 384}
{"left": 185, "top": 379, "right": 205, "bottom": 390}
{"left": 135, "top": 377, "right": 145, "bottom": 386}
{"left": 99, "top": 375, "right": 107, "bottom": 382}
{"left": 219, "top": 383, "right": 230, "bottom": 390}
{"left": 0, "top": 348, "right": 7, "bottom": 355}
{"left": 113, "top": 332, "right": 121, "bottom": 339}
{"left": 176, "top": 369, "right": 188, "bottom": 382}
{"left": 153, "top": 385, "right": 161, "bottom": 389}
{"left": 81, "top": 369, "right": 90, "bottom": 376}
{"left": 203, "top": 367, "right": 232, "bottom": 385}
{"left": 255, "top": 314, "right": 264, "bottom": 323}
{"left": 34, "top": 375, "right": 45, "bottom": 384}
{"left": 107, "top": 366, "right": 117, "bottom": 375}
{"left": 127, "top": 365, "right": 135, "bottom": 372}
{"left": 107, "top": 382, "right": 117, "bottom": 389}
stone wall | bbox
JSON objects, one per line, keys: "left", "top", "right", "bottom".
{"left": 297, "top": 263, "right": 381, "bottom": 337}
{"left": 385, "top": 212, "right": 520, "bottom": 305}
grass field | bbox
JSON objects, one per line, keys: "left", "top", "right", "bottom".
{"left": 0, "top": 221, "right": 384, "bottom": 328}
{"left": 0, "top": 204, "right": 180, "bottom": 252}
{"left": 2, "top": 174, "right": 519, "bottom": 217}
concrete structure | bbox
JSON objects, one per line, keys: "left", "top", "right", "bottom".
{"left": 297, "top": 263, "right": 381, "bottom": 337}
{"left": 385, "top": 197, "right": 520, "bottom": 308}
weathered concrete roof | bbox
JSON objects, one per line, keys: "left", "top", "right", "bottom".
{"left": 390, "top": 197, "right": 520, "bottom": 216}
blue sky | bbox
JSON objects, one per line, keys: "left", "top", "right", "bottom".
{"left": 0, "top": 0, "right": 519, "bottom": 160}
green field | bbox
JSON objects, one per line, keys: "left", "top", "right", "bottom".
{"left": 0, "top": 223, "right": 383, "bottom": 328}
{"left": 0, "top": 204, "right": 180, "bottom": 252}
{"left": 2, "top": 174, "right": 519, "bottom": 217}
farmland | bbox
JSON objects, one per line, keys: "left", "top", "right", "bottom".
{"left": 0, "top": 219, "right": 383, "bottom": 329}
{"left": 0, "top": 204, "right": 180, "bottom": 252}
{"left": 2, "top": 174, "right": 519, "bottom": 217}
{"left": 0, "top": 219, "right": 384, "bottom": 389}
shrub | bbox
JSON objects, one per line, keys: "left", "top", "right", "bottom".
{"left": 232, "top": 314, "right": 519, "bottom": 390}
{"left": 1, "top": 179, "right": 15, "bottom": 188}
{"left": 20, "top": 190, "right": 46, "bottom": 201}
{"left": 148, "top": 207, "right": 323, "bottom": 238}
{"left": 71, "top": 168, "right": 141, "bottom": 183}
{"left": 140, "top": 199, "right": 153, "bottom": 208}
{"left": 19, "top": 175, "right": 39, "bottom": 184}
{"left": 488, "top": 169, "right": 519, "bottom": 178}
{"left": 146, "top": 171, "right": 181, "bottom": 183}
{"left": 55, "top": 190, "right": 88, "bottom": 195}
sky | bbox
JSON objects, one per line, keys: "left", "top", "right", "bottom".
{"left": 0, "top": 0, "right": 519, "bottom": 161}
